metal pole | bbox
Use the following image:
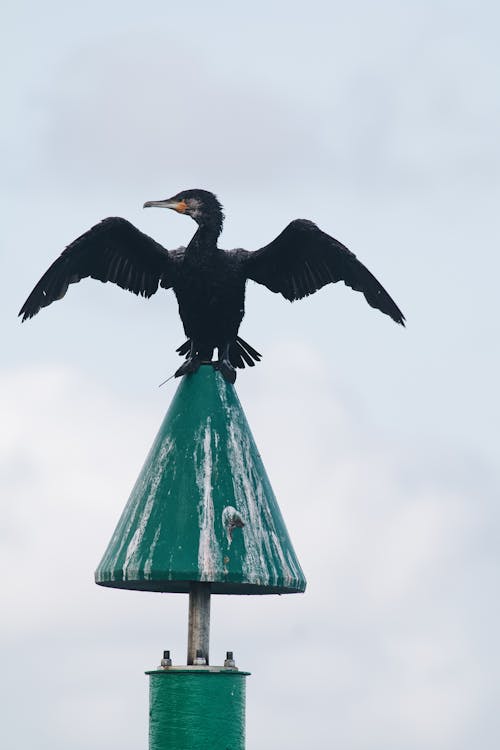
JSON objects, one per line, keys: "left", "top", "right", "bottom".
{"left": 187, "top": 582, "right": 211, "bottom": 665}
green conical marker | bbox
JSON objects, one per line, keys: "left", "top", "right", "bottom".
{"left": 95, "top": 365, "right": 306, "bottom": 595}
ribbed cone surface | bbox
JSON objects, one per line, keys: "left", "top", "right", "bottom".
{"left": 95, "top": 366, "right": 306, "bottom": 594}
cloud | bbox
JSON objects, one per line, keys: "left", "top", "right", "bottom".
{"left": 36, "top": 32, "right": 318, "bottom": 193}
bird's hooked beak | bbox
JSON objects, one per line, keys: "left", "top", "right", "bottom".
{"left": 143, "top": 198, "right": 188, "bottom": 213}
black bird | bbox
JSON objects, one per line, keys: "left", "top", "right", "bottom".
{"left": 19, "top": 189, "right": 405, "bottom": 383}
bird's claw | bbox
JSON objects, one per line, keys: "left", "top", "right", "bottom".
{"left": 175, "top": 356, "right": 202, "bottom": 378}
{"left": 218, "top": 358, "right": 236, "bottom": 384}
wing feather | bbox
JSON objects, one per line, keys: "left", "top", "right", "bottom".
{"left": 245, "top": 219, "right": 405, "bottom": 325}
{"left": 19, "top": 217, "right": 181, "bottom": 321}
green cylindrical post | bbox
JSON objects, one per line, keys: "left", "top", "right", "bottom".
{"left": 147, "top": 668, "right": 249, "bottom": 750}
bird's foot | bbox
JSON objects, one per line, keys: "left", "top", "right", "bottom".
{"left": 217, "top": 358, "right": 236, "bottom": 384}
{"left": 175, "top": 355, "right": 202, "bottom": 378}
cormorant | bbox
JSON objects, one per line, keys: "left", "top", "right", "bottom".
{"left": 19, "top": 189, "right": 405, "bottom": 383}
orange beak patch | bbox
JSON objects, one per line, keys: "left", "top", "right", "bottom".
{"left": 175, "top": 200, "right": 188, "bottom": 213}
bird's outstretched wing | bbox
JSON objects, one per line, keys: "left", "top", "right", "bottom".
{"left": 19, "top": 217, "right": 180, "bottom": 321}
{"left": 245, "top": 219, "right": 405, "bottom": 325}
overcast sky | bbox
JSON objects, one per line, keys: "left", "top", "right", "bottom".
{"left": 2, "top": 2, "right": 499, "bottom": 749}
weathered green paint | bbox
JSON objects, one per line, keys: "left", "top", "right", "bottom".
{"left": 95, "top": 365, "right": 306, "bottom": 594}
{"left": 147, "top": 668, "right": 248, "bottom": 750}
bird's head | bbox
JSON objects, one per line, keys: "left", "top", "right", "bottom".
{"left": 144, "top": 189, "right": 224, "bottom": 231}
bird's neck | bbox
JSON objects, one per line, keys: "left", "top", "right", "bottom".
{"left": 190, "top": 216, "right": 223, "bottom": 249}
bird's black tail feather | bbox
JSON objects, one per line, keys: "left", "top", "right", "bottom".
{"left": 176, "top": 336, "right": 262, "bottom": 369}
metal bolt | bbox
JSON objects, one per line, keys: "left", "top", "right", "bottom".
{"left": 224, "top": 651, "right": 236, "bottom": 668}
{"left": 193, "top": 648, "right": 207, "bottom": 666}
{"left": 160, "top": 650, "right": 172, "bottom": 668}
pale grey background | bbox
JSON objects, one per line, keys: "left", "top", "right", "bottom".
{"left": 1, "top": 2, "right": 499, "bottom": 748}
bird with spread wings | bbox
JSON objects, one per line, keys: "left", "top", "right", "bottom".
{"left": 19, "top": 189, "right": 405, "bottom": 383}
